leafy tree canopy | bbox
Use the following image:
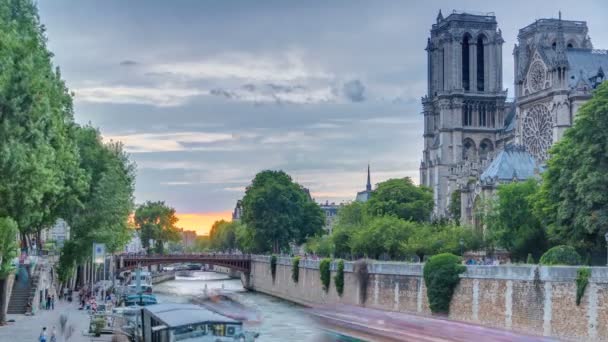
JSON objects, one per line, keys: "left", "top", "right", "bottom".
{"left": 242, "top": 170, "right": 324, "bottom": 253}
{"left": 534, "top": 82, "right": 608, "bottom": 253}
{"left": 135, "top": 201, "right": 180, "bottom": 254}
{"left": 366, "top": 178, "right": 433, "bottom": 222}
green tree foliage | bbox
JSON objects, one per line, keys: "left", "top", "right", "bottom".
{"left": 0, "top": 0, "right": 86, "bottom": 242}
{"left": 135, "top": 201, "right": 180, "bottom": 255}
{"left": 486, "top": 180, "right": 548, "bottom": 261}
{"left": 334, "top": 259, "right": 344, "bottom": 296}
{"left": 209, "top": 220, "right": 238, "bottom": 251}
{"left": 190, "top": 236, "right": 210, "bottom": 252}
{"left": 534, "top": 82, "right": 608, "bottom": 254}
{"left": 449, "top": 190, "right": 462, "bottom": 223}
{"left": 576, "top": 267, "right": 590, "bottom": 306}
{"left": 242, "top": 170, "right": 324, "bottom": 253}
{"left": 59, "top": 127, "right": 135, "bottom": 279}
{"left": 402, "top": 223, "right": 483, "bottom": 261}
{"left": 291, "top": 256, "right": 300, "bottom": 283}
{"left": 539, "top": 245, "right": 582, "bottom": 266}
{"left": 0, "top": 217, "right": 18, "bottom": 325}
{"left": 526, "top": 253, "right": 535, "bottom": 264}
{"left": 319, "top": 258, "right": 331, "bottom": 292}
{"left": 366, "top": 178, "right": 433, "bottom": 222}
{"left": 305, "top": 234, "right": 334, "bottom": 257}
{"left": 423, "top": 253, "right": 466, "bottom": 314}
{"left": 350, "top": 216, "right": 415, "bottom": 259}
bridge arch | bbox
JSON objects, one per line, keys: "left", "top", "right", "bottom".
{"left": 116, "top": 254, "right": 251, "bottom": 274}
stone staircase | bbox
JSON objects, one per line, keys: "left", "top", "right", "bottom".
{"left": 7, "top": 266, "right": 32, "bottom": 314}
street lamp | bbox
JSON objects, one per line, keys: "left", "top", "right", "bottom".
{"left": 604, "top": 232, "right": 608, "bottom": 266}
{"left": 459, "top": 238, "right": 465, "bottom": 256}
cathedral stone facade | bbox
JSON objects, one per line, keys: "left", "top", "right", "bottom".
{"left": 419, "top": 11, "right": 607, "bottom": 226}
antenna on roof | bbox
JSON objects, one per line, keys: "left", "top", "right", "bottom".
{"left": 558, "top": 11, "right": 562, "bottom": 20}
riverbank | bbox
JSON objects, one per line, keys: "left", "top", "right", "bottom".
{"left": 2, "top": 297, "right": 104, "bottom": 342}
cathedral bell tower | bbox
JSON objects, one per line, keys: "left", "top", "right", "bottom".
{"left": 420, "top": 10, "right": 507, "bottom": 218}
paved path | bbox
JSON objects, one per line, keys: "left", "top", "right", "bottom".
{"left": 1, "top": 299, "right": 113, "bottom": 342}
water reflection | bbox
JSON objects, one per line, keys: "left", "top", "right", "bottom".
{"left": 154, "top": 271, "right": 324, "bottom": 341}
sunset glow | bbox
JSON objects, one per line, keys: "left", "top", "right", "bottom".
{"left": 176, "top": 211, "right": 232, "bottom": 236}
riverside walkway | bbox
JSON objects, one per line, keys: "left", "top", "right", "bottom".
{"left": 1, "top": 298, "right": 111, "bottom": 342}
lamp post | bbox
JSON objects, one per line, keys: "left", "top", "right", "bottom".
{"left": 459, "top": 238, "right": 464, "bottom": 257}
{"left": 605, "top": 232, "right": 608, "bottom": 266}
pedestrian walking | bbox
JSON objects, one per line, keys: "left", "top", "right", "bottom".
{"left": 50, "top": 326, "right": 57, "bottom": 342}
{"left": 51, "top": 294, "right": 55, "bottom": 310}
{"left": 46, "top": 294, "right": 51, "bottom": 310}
{"left": 39, "top": 327, "right": 47, "bottom": 342}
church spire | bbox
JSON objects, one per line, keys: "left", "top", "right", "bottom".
{"left": 436, "top": 9, "right": 443, "bottom": 23}
{"left": 554, "top": 10, "right": 568, "bottom": 69}
{"left": 366, "top": 164, "right": 372, "bottom": 192}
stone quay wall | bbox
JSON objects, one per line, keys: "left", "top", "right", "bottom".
{"left": 247, "top": 256, "right": 608, "bottom": 341}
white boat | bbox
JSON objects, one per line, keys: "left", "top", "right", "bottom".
{"left": 139, "top": 303, "right": 259, "bottom": 341}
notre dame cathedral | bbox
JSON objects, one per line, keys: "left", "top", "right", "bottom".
{"left": 419, "top": 10, "right": 607, "bottom": 227}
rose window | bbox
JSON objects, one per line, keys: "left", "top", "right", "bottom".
{"left": 528, "top": 61, "right": 546, "bottom": 92}
{"left": 522, "top": 105, "right": 552, "bottom": 161}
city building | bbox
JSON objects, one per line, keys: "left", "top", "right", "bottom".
{"left": 420, "top": 11, "right": 608, "bottom": 227}
{"left": 181, "top": 229, "right": 197, "bottom": 249}
{"left": 319, "top": 201, "right": 340, "bottom": 234}
{"left": 232, "top": 200, "right": 243, "bottom": 221}
{"left": 355, "top": 164, "right": 373, "bottom": 202}
{"left": 125, "top": 230, "right": 144, "bottom": 254}
{"left": 48, "top": 219, "right": 70, "bottom": 248}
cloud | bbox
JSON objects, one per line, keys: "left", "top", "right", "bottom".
{"left": 120, "top": 60, "right": 138, "bottom": 66}
{"left": 75, "top": 85, "right": 204, "bottom": 106}
{"left": 104, "top": 131, "right": 234, "bottom": 152}
{"left": 342, "top": 79, "right": 366, "bottom": 102}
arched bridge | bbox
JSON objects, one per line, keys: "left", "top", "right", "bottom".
{"left": 116, "top": 253, "right": 251, "bottom": 273}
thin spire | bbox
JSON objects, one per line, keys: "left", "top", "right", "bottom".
{"left": 437, "top": 9, "right": 443, "bottom": 22}
{"left": 554, "top": 11, "right": 568, "bottom": 69}
{"left": 366, "top": 164, "right": 372, "bottom": 192}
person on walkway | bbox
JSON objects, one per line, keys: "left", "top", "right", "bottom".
{"left": 51, "top": 294, "right": 55, "bottom": 310}
{"left": 39, "top": 327, "right": 47, "bottom": 342}
{"left": 46, "top": 294, "right": 51, "bottom": 310}
{"left": 50, "top": 326, "right": 57, "bottom": 342}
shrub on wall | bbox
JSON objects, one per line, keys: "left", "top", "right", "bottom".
{"left": 423, "top": 253, "right": 466, "bottom": 314}
{"left": 335, "top": 259, "right": 344, "bottom": 296}
{"left": 270, "top": 254, "right": 277, "bottom": 282}
{"left": 354, "top": 259, "right": 369, "bottom": 304}
{"left": 539, "top": 245, "right": 582, "bottom": 266}
{"left": 292, "top": 256, "right": 300, "bottom": 283}
{"left": 576, "top": 267, "right": 591, "bottom": 306}
{"left": 319, "top": 258, "right": 331, "bottom": 292}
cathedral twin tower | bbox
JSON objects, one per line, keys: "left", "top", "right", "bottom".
{"left": 420, "top": 11, "right": 508, "bottom": 221}
{"left": 419, "top": 10, "right": 606, "bottom": 225}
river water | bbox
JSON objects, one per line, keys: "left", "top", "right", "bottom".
{"left": 153, "top": 271, "right": 325, "bottom": 341}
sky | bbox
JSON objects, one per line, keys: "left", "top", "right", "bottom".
{"left": 37, "top": 0, "right": 608, "bottom": 235}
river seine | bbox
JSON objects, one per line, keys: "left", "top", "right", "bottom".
{"left": 153, "top": 271, "right": 325, "bottom": 341}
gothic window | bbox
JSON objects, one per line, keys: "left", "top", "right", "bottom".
{"left": 527, "top": 61, "right": 546, "bottom": 93}
{"left": 477, "top": 35, "right": 485, "bottom": 91}
{"left": 522, "top": 104, "right": 553, "bottom": 161}
{"left": 462, "top": 34, "right": 471, "bottom": 91}
{"left": 479, "top": 139, "right": 494, "bottom": 159}
{"left": 462, "top": 138, "right": 476, "bottom": 160}
{"left": 463, "top": 104, "right": 473, "bottom": 126}
{"left": 479, "top": 105, "right": 487, "bottom": 127}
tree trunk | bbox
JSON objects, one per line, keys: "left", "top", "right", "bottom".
{"left": 0, "top": 278, "right": 8, "bottom": 325}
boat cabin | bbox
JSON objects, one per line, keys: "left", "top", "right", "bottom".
{"left": 141, "top": 303, "right": 247, "bottom": 342}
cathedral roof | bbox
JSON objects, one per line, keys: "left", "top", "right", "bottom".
{"left": 480, "top": 145, "right": 541, "bottom": 183}
{"left": 566, "top": 49, "right": 608, "bottom": 89}
{"left": 503, "top": 103, "right": 516, "bottom": 132}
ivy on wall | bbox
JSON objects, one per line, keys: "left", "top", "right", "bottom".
{"left": 423, "top": 253, "right": 466, "bottom": 314}
{"left": 354, "top": 259, "right": 369, "bottom": 304}
{"left": 335, "top": 259, "right": 345, "bottom": 296}
{"left": 270, "top": 254, "right": 277, "bottom": 282}
{"left": 576, "top": 267, "right": 590, "bottom": 306}
{"left": 292, "top": 256, "right": 300, "bottom": 283}
{"left": 320, "top": 258, "right": 331, "bottom": 292}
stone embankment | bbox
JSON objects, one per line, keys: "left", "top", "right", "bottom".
{"left": 247, "top": 256, "right": 608, "bottom": 341}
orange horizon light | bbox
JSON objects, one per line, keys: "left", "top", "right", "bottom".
{"left": 175, "top": 211, "right": 232, "bottom": 236}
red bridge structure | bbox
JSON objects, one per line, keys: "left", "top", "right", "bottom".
{"left": 116, "top": 253, "right": 251, "bottom": 273}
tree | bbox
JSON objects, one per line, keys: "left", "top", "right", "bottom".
{"left": 534, "top": 82, "right": 608, "bottom": 258}
{"left": 0, "top": 0, "right": 85, "bottom": 249}
{"left": 242, "top": 170, "right": 324, "bottom": 253}
{"left": 366, "top": 178, "right": 433, "bottom": 222}
{"left": 486, "top": 179, "right": 548, "bottom": 261}
{"left": 349, "top": 216, "right": 415, "bottom": 260}
{"left": 209, "top": 220, "right": 243, "bottom": 252}
{"left": 135, "top": 201, "right": 180, "bottom": 255}
{"left": 401, "top": 222, "right": 483, "bottom": 261}
{"left": 0, "top": 218, "right": 18, "bottom": 325}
